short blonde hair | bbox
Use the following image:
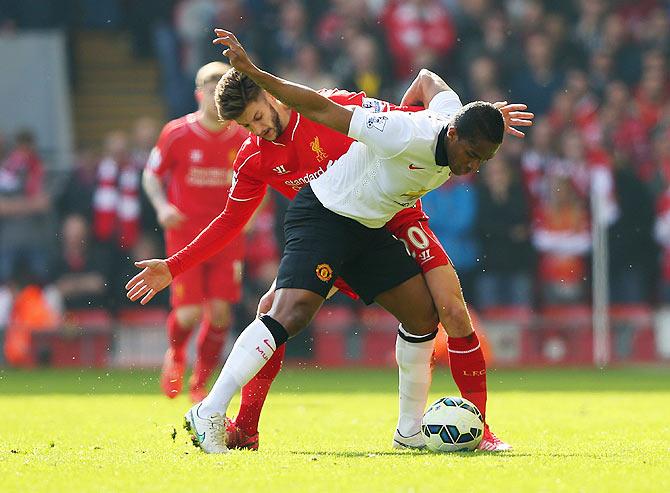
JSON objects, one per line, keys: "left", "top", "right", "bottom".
{"left": 195, "top": 61, "right": 231, "bottom": 88}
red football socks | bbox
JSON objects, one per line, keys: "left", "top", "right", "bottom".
{"left": 192, "top": 320, "right": 228, "bottom": 389}
{"left": 235, "top": 343, "right": 286, "bottom": 436}
{"left": 447, "top": 331, "right": 487, "bottom": 419}
{"left": 166, "top": 311, "right": 193, "bottom": 363}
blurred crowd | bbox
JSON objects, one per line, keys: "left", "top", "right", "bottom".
{"left": 2, "top": 0, "right": 670, "bottom": 363}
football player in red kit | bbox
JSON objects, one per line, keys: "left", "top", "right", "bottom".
{"left": 129, "top": 62, "right": 531, "bottom": 451}
{"left": 143, "top": 62, "right": 249, "bottom": 402}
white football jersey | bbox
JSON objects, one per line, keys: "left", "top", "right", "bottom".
{"left": 310, "top": 90, "right": 462, "bottom": 228}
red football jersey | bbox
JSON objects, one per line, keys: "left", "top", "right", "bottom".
{"left": 166, "top": 91, "right": 427, "bottom": 277}
{"left": 146, "top": 113, "right": 249, "bottom": 229}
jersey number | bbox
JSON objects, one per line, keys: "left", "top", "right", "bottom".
{"left": 400, "top": 225, "right": 430, "bottom": 256}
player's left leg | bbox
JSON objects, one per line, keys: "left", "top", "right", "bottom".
{"left": 393, "top": 218, "right": 511, "bottom": 451}
{"left": 162, "top": 257, "right": 206, "bottom": 398}
{"left": 230, "top": 344, "right": 285, "bottom": 450}
{"left": 162, "top": 304, "right": 202, "bottom": 398}
{"left": 189, "top": 252, "right": 244, "bottom": 402}
{"left": 189, "top": 299, "right": 232, "bottom": 402}
{"left": 424, "top": 265, "right": 511, "bottom": 451}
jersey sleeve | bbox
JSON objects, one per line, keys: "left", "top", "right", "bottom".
{"left": 165, "top": 182, "right": 265, "bottom": 277}
{"left": 427, "top": 90, "right": 462, "bottom": 117}
{"left": 347, "top": 107, "right": 415, "bottom": 159}
{"left": 165, "top": 141, "right": 267, "bottom": 277}
{"left": 348, "top": 89, "right": 463, "bottom": 161}
{"left": 322, "top": 88, "right": 423, "bottom": 114}
{"left": 145, "top": 122, "right": 179, "bottom": 176}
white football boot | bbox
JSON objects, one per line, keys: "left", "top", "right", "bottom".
{"left": 183, "top": 403, "right": 231, "bottom": 454}
{"left": 392, "top": 429, "right": 427, "bottom": 450}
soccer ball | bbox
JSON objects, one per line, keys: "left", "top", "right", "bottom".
{"left": 421, "top": 396, "right": 484, "bottom": 452}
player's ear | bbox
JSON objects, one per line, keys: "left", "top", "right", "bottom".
{"left": 263, "top": 90, "right": 278, "bottom": 106}
{"left": 195, "top": 89, "right": 204, "bottom": 103}
{"left": 446, "top": 125, "right": 458, "bottom": 142}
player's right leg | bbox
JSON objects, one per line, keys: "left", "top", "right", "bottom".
{"left": 373, "top": 275, "right": 439, "bottom": 450}
{"left": 231, "top": 283, "right": 341, "bottom": 450}
{"left": 340, "top": 225, "right": 439, "bottom": 450}
{"left": 161, "top": 304, "right": 202, "bottom": 398}
{"left": 184, "top": 287, "right": 324, "bottom": 453}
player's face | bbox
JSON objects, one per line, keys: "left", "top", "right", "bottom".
{"left": 445, "top": 129, "right": 500, "bottom": 176}
{"left": 236, "top": 96, "right": 284, "bottom": 141}
{"left": 197, "top": 81, "right": 219, "bottom": 120}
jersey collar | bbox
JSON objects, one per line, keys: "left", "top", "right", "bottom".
{"left": 276, "top": 110, "right": 300, "bottom": 144}
{"left": 191, "top": 113, "right": 238, "bottom": 140}
{"left": 435, "top": 125, "right": 449, "bottom": 167}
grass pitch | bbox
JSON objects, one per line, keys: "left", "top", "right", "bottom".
{"left": 1, "top": 366, "right": 669, "bottom": 493}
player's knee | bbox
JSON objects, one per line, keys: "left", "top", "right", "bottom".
{"left": 280, "top": 309, "right": 312, "bottom": 336}
{"left": 175, "top": 306, "right": 202, "bottom": 328}
{"left": 403, "top": 305, "right": 439, "bottom": 336}
{"left": 268, "top": 301, "right": 314, "bottom": 337}
{"left": 210, "top": 312, "right": 232, "bottom": 329}
{"left": 209, "top": 301, "right": 232, "bottom": 328}
{"left": 438, "top": 298, "right": 472, "bottom": 337}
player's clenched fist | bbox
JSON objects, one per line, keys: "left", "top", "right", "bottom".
{"left": 212, "top": 29, "right": 257, "bottom": 76}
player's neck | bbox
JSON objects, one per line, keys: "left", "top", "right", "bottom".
{"left": 277, "top": 102, "right": 292, "bottom": 133}
{"left": 197, "top": 111, "right": 228, "bottom": 133}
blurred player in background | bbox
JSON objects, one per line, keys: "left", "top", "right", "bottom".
{"left": 143, "top": 62, "right": 248, "bottom": 402}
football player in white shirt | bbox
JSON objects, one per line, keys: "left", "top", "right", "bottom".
{"left": 129, "top": 29, "right": 532, "bottom": 454}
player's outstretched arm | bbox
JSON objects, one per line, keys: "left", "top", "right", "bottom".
{"left": 125, "top": 259, "right": 172, "bottom": 305}
{"left": 213, "top": 29, "right": 353, "bottom": 135}
{"left": 400, "top": 69, "right": 534, "bottom": 138}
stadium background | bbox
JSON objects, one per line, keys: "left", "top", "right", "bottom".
{"left": 1, "top": 0, "right": 670, "bottom": 370}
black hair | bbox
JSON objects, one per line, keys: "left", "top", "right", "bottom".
{"left": 452, "top": 101, "right": 504, "bottom": 145}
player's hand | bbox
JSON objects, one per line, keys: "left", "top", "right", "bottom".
{"left": 125, "top": 259, "right": 173, "bottom": 305}
{"left": 212, "top": 29, "right": 258, "bottom": 76}
{"left": 494, "top": 101, "right": 534, "bottom": 138}
{"left": 157, "top": 203, "right": 186, "bottom": 229}
{"left": 158, "top": 203, "right": 186, "bottom": 229}
{"left": 256, "top": 285, "right": 276, "bottom": 317}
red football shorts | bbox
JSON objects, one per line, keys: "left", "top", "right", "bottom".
{"left": 387, "top": 212, "right": 451, "bottom": 273}
{"left": 166, "top": 225, "right": 245, "bottom": 307}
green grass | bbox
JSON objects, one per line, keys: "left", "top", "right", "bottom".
{"left": 1, "top": 367, "right": 669, "bottom": 493}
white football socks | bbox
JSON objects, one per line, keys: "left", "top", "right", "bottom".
{"left": 199, "top": 318, "right": 278, "bottom": 418}
{"left": 395, "top": 325, "right": 436, "bottom": 437}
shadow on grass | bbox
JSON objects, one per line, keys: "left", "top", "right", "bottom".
{"left": 290, "top": 450, "right": 426, "bottom": 458}
{"left": 1, "top": 367, "right": 669, "bottom": 395}
{"left": 290, "top": 450, "right": 534, "bottom": 459}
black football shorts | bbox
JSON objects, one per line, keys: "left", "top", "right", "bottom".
{"left": 275, "top": 185, "right": 420, "bottom": 304}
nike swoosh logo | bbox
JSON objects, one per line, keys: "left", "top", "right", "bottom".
{"left": 408, "top": 164, "right": 424, "bottom": 170}
{"left": 263, "top": 339, "right": 275, "bottom": 351}
{"left": 191, "top": 409, "right": 206, "bottom": 443}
